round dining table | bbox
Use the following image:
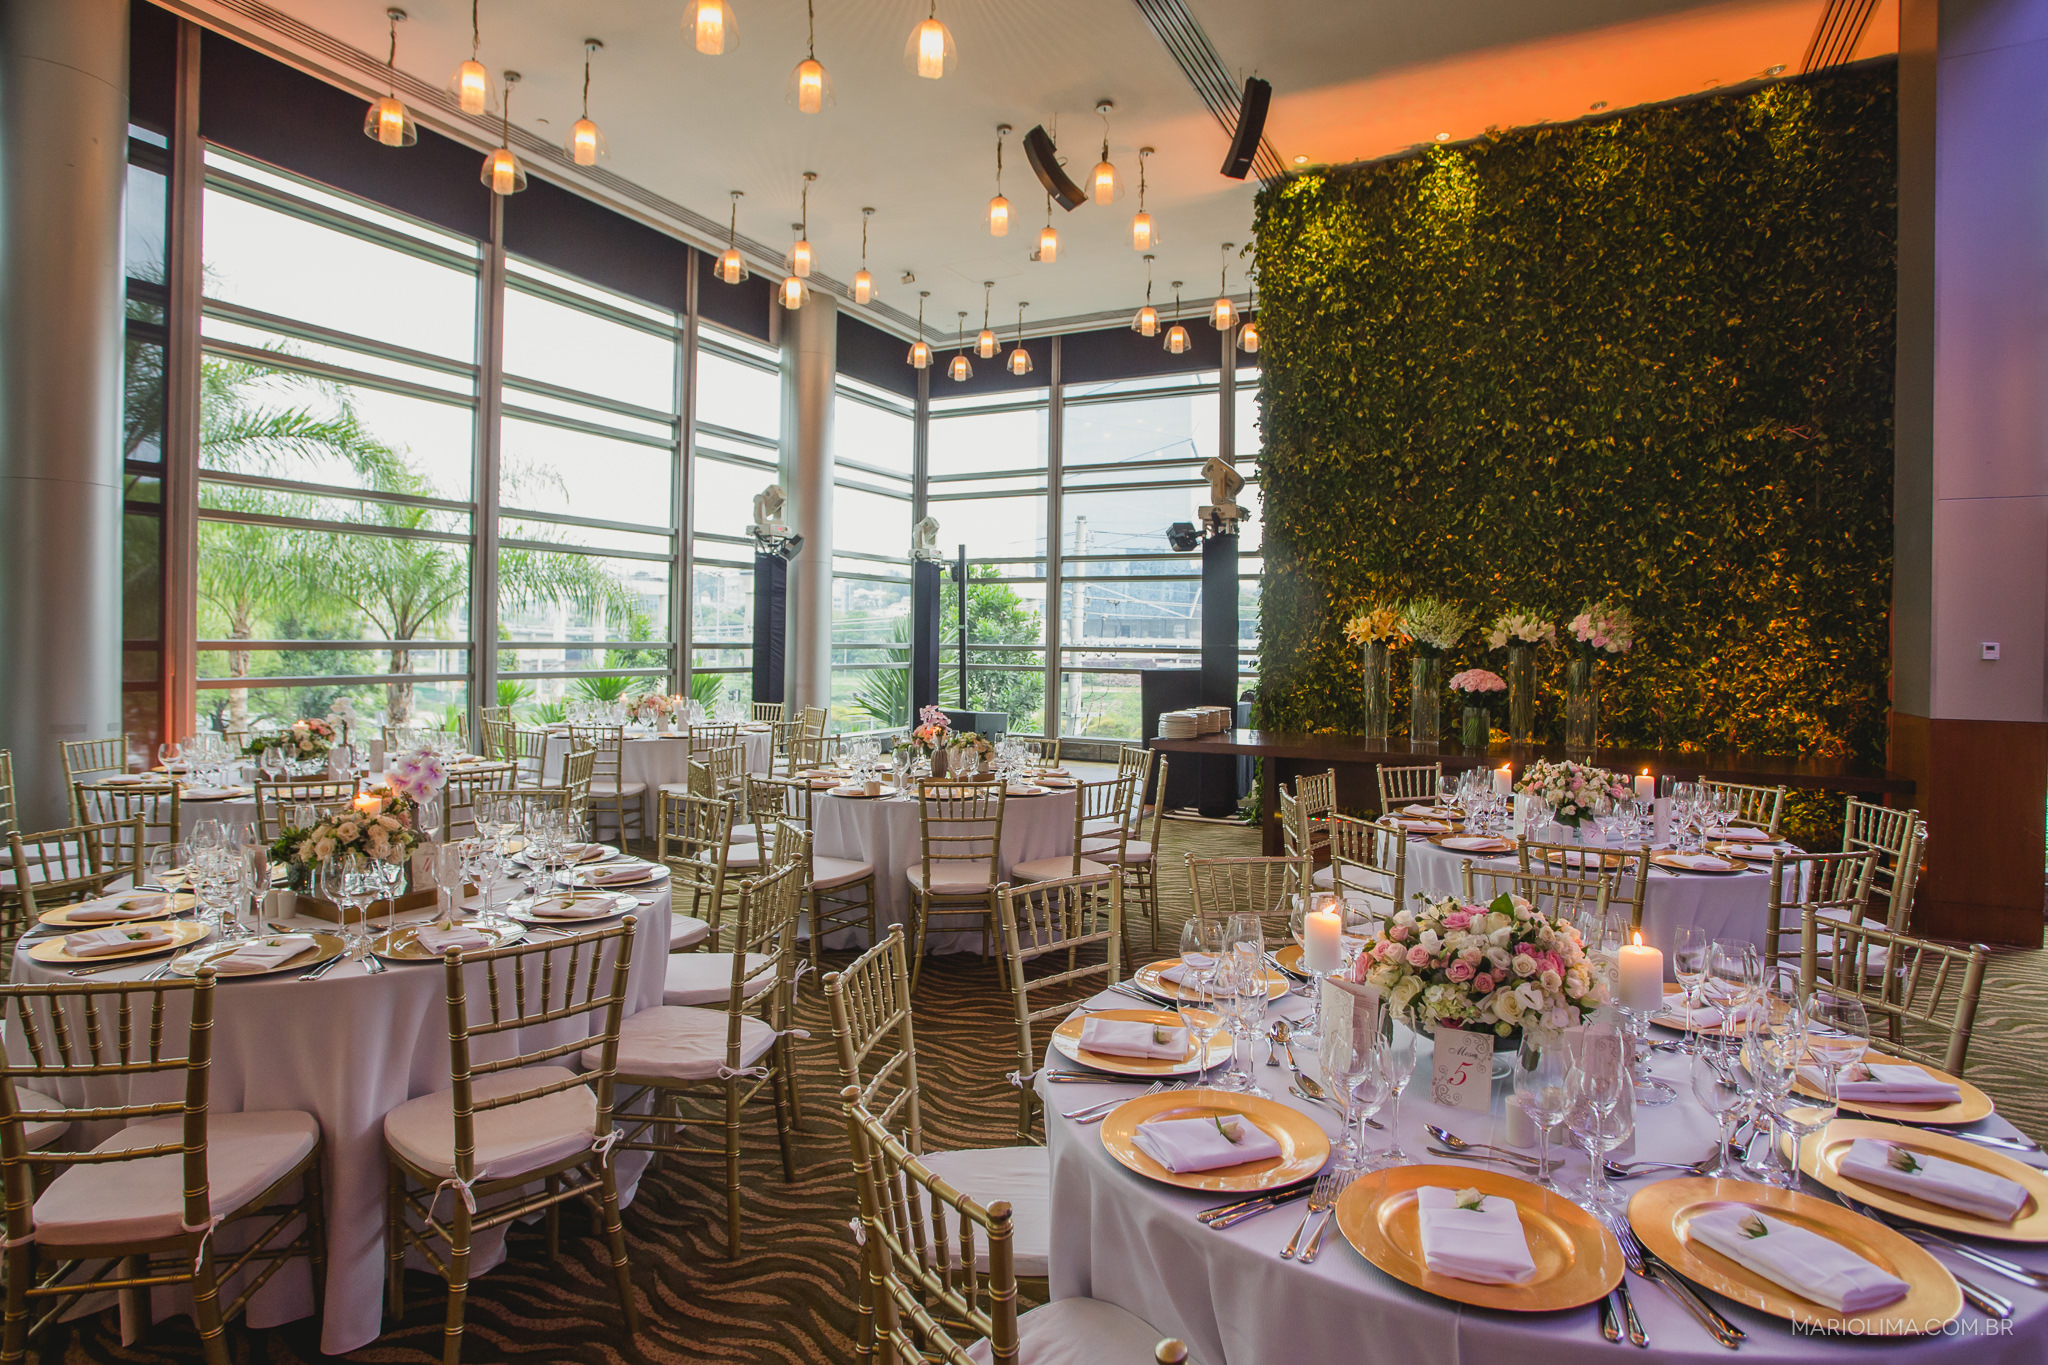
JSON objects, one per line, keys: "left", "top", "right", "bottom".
{"left": 1039, "top": 983, "right": 2048, "bottom": 1365}
{"left": 809, "top": 784, "right": 1076, "bottom": 953}
{"left": 9, "top": 872, "right": 672, "bottom": 1355}
{"left": 541, "top": 725, "right": 774, "bottom": 830}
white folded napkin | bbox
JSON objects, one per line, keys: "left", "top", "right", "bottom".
{"left": 1129, "top": 1113, "right": 1282, "bottom": 1173}
{"left": 100, "top": 774, "right": 153, "bottom": 786}
{"left": 580, "top": 863, "right": 651, "bottom": 886}
{"left": 1664, "top": 1000, "right": 1758, "bottom": 1030}
{"left": 415, "top": 924, "right": 492, "bottom": 955}
{"left": 1664, "top": 853, "right": 1735, "bottom": 870}
{"left": 1077, "top": 1017, "right": 1188, "bottom": 1060}
{"left": 1402, "top": 804, "right": 1455, "bottom": 817}
{"left": 1397, "top": 819, "right": 1450, "bottom": 833}
{"left": 181, "top": 786, "right": 241, "bottom": 800}
{"left": 213, "top": 934, "right": 316, "bottom": 973}
{"left": 1157, "top": 953, "right": 1216, "bottom": 986}
{"left": 1838, "top": 1139, "right": 2028, "bottom": 1221}
{"left": 63, "top": 926, "right": 172, "bottom": 957}
{"left": 530, "top": 895, "right": 617, "bottom": 920}
{"left": 1817, "top": 1061, "right": 1962, "bottom": 1106}
{"left": 565, "top": 843, "right": 611, "bottom": 863}
{"left": 1688, "top": 1207, "right": 1908, "bottom": 1313}
{"left": 1416, "top": 1187, "right": 1538, "bottom": 1284}
{"left": 1440, "top": 835, "right": 1506, "bottom": 852}
{"left": 67, "top": 894, "right": 168, "bottom": 922}
{"left": 1705, "top": 826, "right": 1770, "bottom": 841}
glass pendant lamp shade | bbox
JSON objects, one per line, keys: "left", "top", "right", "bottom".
{"left": 718, "top": 248, "right": 748, "bottom": 285}
{"left": 1163, "top": 284, "right": 1188, "bottom": 353}
{"left": 949, "top": 352, "right": 972, "bottom": 382}
{"left": 683, "top": 0, "right": 737, "bottom": 54}
{"left": 1211, "top": 295, "right": 1236, "bottom": 330}
{"left": 1008, "top": 303, "right": 1033, "bottom": 374}
{"left": 987, "top": 194, "right": 1011, "bottom": 236}
{"left": 853, "top": 269, "right": 873, "bottom": 304}
{"left": 1132, "top": 304, "right": 1158, "bottom": 337}
{"left": 790, "top": 238, "right": 813, "bottom": 277}
{"left": 907, "top": 290, "right": 933, "bottom": 369}
{"left": 452, "top": 59, "right": 492, "bottom": 114}
{"left": 789, "top": 173, "right": 816, "bottom": 279}
{"left": 568, "top": 117, "right": 605, "bottom": 165}
{"left": 1237, "top": 317, "right": 1261, "bottom": 353}
{"left": 365, "top": 96, "right": 416, "bottom": 147}
{"left": 780, "top": 275, "right": 807, "bottom": 310}
{"left": 975, "top": 282, "right": 997, "bottom": 358}
{"left": 1092, "top": 155, "right": 1122, "bottom": 204}
{"left": 788, "top": 3, "right": 830, "bottom": 113}
{"left": 1038, "top": 222, "right": 1058, "bottom": 264}
{"left": 483, "top": 147, "right": 526, "bottom": 195}
{"left": 1131, "top": 209, "right": 1155, "bottom": 251}
{"left": 905, "top": 4, "right": 956, "bottom": 79}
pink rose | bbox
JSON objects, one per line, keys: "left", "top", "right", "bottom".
{"left": 1446, "top": 960, "right": 1475, "bottom": 982}
{"left": 1406, "top": 945, "right": 1433, "bottom": 968}
{"left": 1388, "top": 924, "right": 1409, "bottom": 942}
{"left": 1441, "top": 910, "right": 1473, "bottom": 930}
{"left": 1473, "top": 972, "right": 1496, "bottom": 994}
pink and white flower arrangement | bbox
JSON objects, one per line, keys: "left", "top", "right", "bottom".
{"left": 268, "top": 784, "right": 422, "bottom": 869}
{"left": 1351, "top": 892, "right": 1606, "bottom": 1042}
{"left": 1515, "top": 758, "right": 1629, "bottom": 826}
{"left": 1569, "top": 601, "right": 1635, "bottom": 656}
{"left": 386, "top": 747, "right": 449, "bottom": 804}
{"left": 910, "top": 704, "right": 952, "bottom": 756}
{"left": 1449, "top": 668, "right": 1507, "bottom": 696}
{"left": 243, "top": 717, "right": 336, "bottom": 760}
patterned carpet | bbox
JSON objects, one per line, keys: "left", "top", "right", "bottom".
{"left": 31, "top": 818, "right": 2048, "bottom": 1364}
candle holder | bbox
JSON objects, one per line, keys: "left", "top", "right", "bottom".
{"left": 1618, "top": 1005, "right": 1677, "bottom": 1106}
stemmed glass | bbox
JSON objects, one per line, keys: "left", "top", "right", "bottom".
{"left": 1744, "top": 1001, "right": 1806, "bottom": 1187}
{"left": 1228, "top": 952, "right": 1270, "bottom": 1096}
{"left": 158, "top": 741, "right": 183, "bottom": 773}
{"left": 1513, "top": 1036, "right": 1571, "bottom": 1192}
{"left": 1320, "top": 995, "right": 1391, "bottom": 1170}
{"left": 1566, "top": 1022, "right": 1633, "bottom": 1209}
{"left": 1370, "top": 1007, "right": 1417, "bottom": 1163}
{"left": 324, "top": 850, "right": 373, "bottom": 961}
{"left": 146, "top": 842, "right": 190, "bottom": 898}
{"left": 1708, "top": 938, "right": 1759, "bottom": 1014}
{"left": 260, "top": 744, "right": 285, "bottom": 785}
{"left": 1671, "top": 926, "right": 1708, "bottom": 1045}
{"left": 370, "top": 848, "right": 407, "bottom": 942}
{"left": 1174, "top": 959, "right": 1227, "bottom": 1084}
{"left": 1803, "top": 989, "right": 1867, "bottom": 1141}
{"left": 1690, "top": 1033, "right": 1747, "bottom": 1178}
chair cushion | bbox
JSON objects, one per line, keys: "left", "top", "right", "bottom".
{"left": 1082, "top": 838, "right": 1149, "bottom": 866}
{"left": 967, "top": 1296, "right": 1171, "bottom": 1365}
{"left": 587, "top": 1004, "right": 779, "bottom": 1081}
{"left": 907, "top": 862, "right": 996, "bottom": 896}
{"left": 662, "top": 952, "right": 774, "bottom": 1007}
{"left": 812, "top": 856, "right": 874, "bottom": 891}
{"left": 34, "top": 1110, "right": 319, "bottom": 1247}
{"left": 383, "top": 1066, "right": 595, "bottom": 1183}
{"left": 1312, "top": 864, "right": 1335, "bottom": 890}
{"left": 728, "top": 823, "right": 762, "bottom": 844}
{"left": 588, "top": 780, "right": 648, "bottom": 798}
{"left": 1009, "top": 856, "right": 1113, "bottom": 884}
{"left": 921, "top": 1145, "right": 1051, "bottom": 1277}
{"left": 18, "top": 1088, "right": 69, "bottom": 1151}
{"left": 669, "top": 915, "right": 712, "bottom": 951}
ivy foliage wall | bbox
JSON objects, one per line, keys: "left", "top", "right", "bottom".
{"left": 1252, "top": 66, "right": 1897, "bottom": 788}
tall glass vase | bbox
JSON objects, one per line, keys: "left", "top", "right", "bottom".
{"left": 1409, "top": 650, "right": 1444, "bottom": 749}
{"left": 1505, "top": 642, "right": 1537, "bottom": 744}
{"left": 1359, "top": 641, "right": 1391, "bottom": 742}
{"left": 1565, "top": 655, "right": 1599, "bottom": 753}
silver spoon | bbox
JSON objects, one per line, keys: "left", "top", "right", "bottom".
{"left": 1427, "top": 1124, "right": 1547, "bottom": 1164}
{"left": 1294, "top": 1072, "right": 1383, "bottom": 1129}
{"left": 1265, "top": 1019, "right": 1288, "bottom": 1068}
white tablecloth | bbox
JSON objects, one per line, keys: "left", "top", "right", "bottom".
{"left": 810, "top": 787, "right": 1076, "bottom": 954}
{"left": 8, "top": 876, "right": 671, "bottom": 1354}
{"left": 176, "top": 793, "right": 258, "bottom": 842}
{"left": 1042, "top": 987, "right": 2048, "bottom": 1365}
{"left": 542, "top": 727, "right": 774, "bottom": 832}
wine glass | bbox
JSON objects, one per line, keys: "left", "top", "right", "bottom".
{"left": 1803, "top": 988, "right": 1867, "bottom": 1144}
{"left": 1173, "top": 966, "right": 1227, "bottom": 1084}
{"left": 1229, "top": 953, "right": 1270, "bottom": 1096}
{"left": 1514, "top": 1036, "right": 1571, "bottom": 1192}
{"left": 157, "top": 740, "right": 182, "bottom": 773}
{"left": 1320, "top": 998, "right": 1390, "bottom": 1170}
{"left": 1566, "top": 1022, "right": 1632, "bottom": 1208}
{"left": 1743, "top": 1008, "right": 1803, "bottom": 1187}
{"left": 324, "top": 850, "right": 372, "bottom": 960}
{"left": 1690, "top": 1034, "right": 1747, "bottom": 1178}
{"left": 1708, "top": 938, "right": 1759, "bottom": 1013}
{"left": 1371, "top": 1006, "right": 1417, "bottom": 1164}
{"left": 260, "top": 744, "right": 285, "bottom": 784}
{"left": 146, "top": 842, "right": 190, "bottom": 899}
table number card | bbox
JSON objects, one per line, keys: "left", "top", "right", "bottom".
{"left": 1431, "top": 1028, "right": 1494, "bottom": 1113}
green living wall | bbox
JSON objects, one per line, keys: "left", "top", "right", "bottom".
{"left": 1252, "top": 64, "right": 1897, "bottom": 824}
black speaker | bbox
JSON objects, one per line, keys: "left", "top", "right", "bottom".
{"left": 1023, "top": 125, "right": 1087, "bottom": 210}
{"left": 1219, "top": 76, "right": 1271, "bottom": 180}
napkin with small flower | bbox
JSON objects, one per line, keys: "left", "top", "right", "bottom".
{"left": 1839, "top": 1140, "right": 2028, "bottom": 1221}
{"left": 415, "top": 923, "right": 492, "bottom": 955}
{"left": 1416, "top": 1187, "right": 1538, "bottom": 1284}
{"left": 212, "top": 934, "right": 316, "bottom": 973}
{"left": 65, "top": 894, "right": 170, "bottom": 923}
{"left": 1129, "top": 1113, "right": 1281, "bottom": 1173}
{"left": 529, "top": 895, "right": 618, "bottom": 920}
{"left": 1440, "top": 836, "right": 1507, "bottom": 852}
{"left": 1664, "top": 852, "right": 1737, "bottom": 870}
{"left": 1808, "top": 1062, "right": 1961, "bottom": 1106}
{"left": 1395, "top": 819, "right": 1450, "bottom": 834}
{"left": 1688, "top": 1208, "right": 1908, "bottom": 1312}
{"left": 579, "top": 862, "right": 652, "bottom": 886}
{"left": 62, "top": 925, "right": 173, "bottom": 957}
{"left": 1157, "top": 953, "right": 1216, "bottom": 986}
{"left": 1077, "top": 1018, "right": 1187, "bottom": 1060}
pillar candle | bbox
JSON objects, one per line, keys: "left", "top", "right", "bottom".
{"left": 1618, "top": 932, "right": 1664, "bottom": 1012}
{"left": 1303, "top": 901, "right": 1344, "bottom": 975}
{"left": 1492, "top": 763, "right": 1513, "bottom": 795}
{"left": 1634, "top": 770, "right": 1654, "bottom": 804}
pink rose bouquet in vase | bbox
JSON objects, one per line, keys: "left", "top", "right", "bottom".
{"left": 1448, "top": 668, "right": 1506, "bottom": 751}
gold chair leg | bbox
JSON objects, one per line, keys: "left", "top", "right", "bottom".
{"left": 191, "top": 1243, "right": 230, "bottom": 1365}
{"left": 386, "top": 1160, "right": 408, "bottom": 1320}
{"left": 442, "top": 1201, "right": 473, "bottom": 1365}
{"left": 724, "top": 1080, "right": 745, "bottom": 1258}
{"left": 2, "top": 1244, "right": 30, "bottom": 1364}
{"left": 597, "top": 1163, "right": 641, "bottom": 1337}
{"left": 772, "top": 1056, "right": 798, "bottom": 1180}
{"left": 304, "top": 1152, "right": 330, "bottom": 1321}
{"left": 545, "top": 1175, "right": 562, "bottom": 1258}
{"left": 910, "top": 893, "right": 929, "bottom": 991}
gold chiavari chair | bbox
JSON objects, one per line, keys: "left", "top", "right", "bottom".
{"left": 6, "top": 819, "right": 147, "bottom": 946}
{"left": 478, "top": 704, "right": 511, "bottom": 728}
{"left": 254, "top": 776, "right": 360, "bottom": 843}
{"left": 656, "top": 790, "right": 731, "bottom": 951}
{"left": 58, "top": 738, "right": 129, "bottom": 820}
{"left": 908, "top": 782, "right": 1010, "bottom": 988}
{"left": 1800, "top": 912, "right": 1989, "bottom": 1076}
{"left": 1843, "top": 797, "right": 1927, "bottom": 933}
{"left": 826, "top": 928, "right": 1053, "bottom": 1292}
{"left": 475, "top": 714, "right": 514, "bottom": 764}
{"left": 1761, "top": 849, "right": 1880, "bottom": 986}
{"left": 385, "top": 922, "right": 640, "bottom": 1363}
{"left": 1184, "top": 853, "right": 1309, "bottom": 945}
{"left": 790, "top": 733, "right": 843, "bottom": 770}
{"left": 567, "top": 723, "right": 645, "bottom": 848}
{"left": 1517, "top": 840, "right": 1652, "bottom": 933}
{"left": 604, "top": 851, "right": 806, "bottom": 1257}
{"left": 801, "top": 705, "right": 829, "bottom": 738}
{"left": 73, "top": 780, "right": 180, "bottom": 864}
{"left": 748, "top": 774, "right": 877, "bottom": 980}
{"left": 1286, "top": 768, "right": 1338, "bottom": 863}
{"left": 769, "top": 717, "right": 804, "bottom": 775}
{"left": 1461, "top": 864, "right": 1615, "bottom": 936}
{"left": 507, "top": 727, "right": 551, "bottom": 786}
{"left": 1700, "top": 780, "right": 1787, "bottom": 837}
{"left": 1376, "top": 762, "right": 1441, "bottom": 816}
{"left": 518, "top": 747, "right": 595, "bottom": 834}
{"left": 841, "top": 1088, "right": 1180, "bottom": 1365}
{"left": 441, "top": 761, "right": 519, "bottom": 842}
{"left": 1323, "top": 813, "right": 1406, "bottom": 926}
{"left": 996, "top": 874, "right": 1124, "bottom": 1142}
{"left": 1, "top": 973, "right": 326, "bottom": 1365}
{"left": 751, "top": 702, "right": 784, "bottom": 725}
{"left": 1014, "top": 775, "right": 1134, "bottom": 886}
{"left": 1024, "top": 736, "right": 1062, "bottom": 766}
{"left": 693, "top": 722, "right": 742, "bottom": 754}
{"left": 0, "top": 751, "right": 17, "bottom": 843}
{"left": 1101, "top": 755, "right": 1171, "bottom": 957}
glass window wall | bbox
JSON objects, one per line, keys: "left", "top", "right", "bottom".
{"left": 831, "top": 385, "right": 913, "bottom": 731}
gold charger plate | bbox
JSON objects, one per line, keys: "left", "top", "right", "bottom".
{"left": 1650, "top": 852, "right": 1746, "bottom": 875}
{"left": 1428, "top": 833, "right": 1516, "bottom": 855}
{"left": 506, "top": 893, "right": 635, "bottom": 926}
{"left": 169, "top": 932, "right": 344, "bottom": 978}
{"left": 1629, "top": 1178, "right": 1961, "bottom": 1334}
{"left": 179, "top": 786, "right": 253, "bottom": 802}
{"left": 1713, "top": 842, "right": 1792, "bottom": 862}
{"left": 26, "top": 918, "right": 212, "bottom": 964}
{"left": 1272, "top": 943, "right": 1306, "bottom": 977}
{"left": 828, "top": 785, "right": 898, "bottom": 799}
{"left": 559, "top": 862, "right": 669, "bottom": 890}
{"left": 372, "top": 919, "right": 526, "bottom": 960}
{"left": 1799, "top": 1120, "right": 2048, "bottom": 1242}
{"left": 1335, "top": 1165, "right": 1622, "bottom": 1313}
{"left": 39, "top": 892, "right": 195, "bottom": 928}
{"left": 1392, "top": 819, "right": 1459, "bottom": 835}
{"left": 1099, "top": 1088, "right": 1327, "bottom": 1192}
{"left": 1793, "top": 1049, "right": 1992, "bottom": 1126}
{"left": 1134, "top": 957, "right": 1289, "bottom": 1002}
{"left": 1051, "top": 1008, "right": 1232, "bottom": 1077}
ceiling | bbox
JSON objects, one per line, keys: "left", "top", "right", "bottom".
{"left": 167, "top": 0, "right": 1896, "bottom": 340}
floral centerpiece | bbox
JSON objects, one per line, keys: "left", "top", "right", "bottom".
{"left": 909, "top": 704, "right": 951, "bottom": 757}
{"left": 1449, "top": 668, "right": 1506, "bottom": 749}
{"left": 949, "top": 730, "right": 996, "bottom": 778}
{"left": 268, "top": 785, "right": 424, "bottom": 885}
{"left": 1486, "top": 612, "right": 1557, "bottom": 651}
{"left": 1398, "top": 598, "right": 1471, "bottom": 747}
{"left": 1568, "top": 602, "right": 1635, "bottom": 657}
{"left": 1353, "top": 892, "right": 1606, "bottom": 1046}
{"left": 1515, "top": 758, "right": 1630, "bottom": 828}
{"left": 1343, "top": 601, "right": 1409, "bottom": 742}
{"left": 1564, "top": 601, "right": 1634, "bottom": 750}
{"left": 1486, "top": 609, "right": 1554, "bottom": 743}
{"left": 243, "top": 718, "right": 336, "bottom": 762}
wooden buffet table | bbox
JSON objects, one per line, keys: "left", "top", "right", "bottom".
{"left": 1149, "top": 730, "right": 1915, "bottom": 856}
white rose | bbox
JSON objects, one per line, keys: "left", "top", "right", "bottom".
{"left": 314, "top": 838, "right": 336, "bottom": 859}
{"left": 1391, "top": 977, "right": 1423, "bottom": 1011}
{"left": 1512, "top": 953, "right": 1537, "bottom": 977}
{"left": 1495, "top": 990, "right": 1525, "bottom": 1021}
{"left": 337, "top": 821, "right": 360, "bottom": 842}
{"left": 1418, "top": 930, "right": 1442, "bottom": 955}
{"left": 1539, "top": 969, "right": 1562, "bottom": 992}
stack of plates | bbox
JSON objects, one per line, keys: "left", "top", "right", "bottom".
{"left": 1158, "top": 711, "right": 1200, "bottom": 739}
{"left": 1196, "top": 706, "right": 1231, "bottom": 733}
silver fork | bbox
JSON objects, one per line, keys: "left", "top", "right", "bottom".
{"left": 1279, "top": 1169, "right": 1339, "bottom": 1260}
{"left": 1604, "top": 1209, "right": 1744, "bottom": 1349}
{"left": 1838, "top": 1194, "right": 2046, "bottom": 1294}
{"left": 1297, "top": 1168, "right": 1355, "bottom": 1264}
{"left": 1062, "top": 1080, "right": 1165, "bottom": 1123}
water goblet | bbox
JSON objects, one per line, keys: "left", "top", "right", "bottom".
{"left": 1565, "top": 1023, "right": 1631, "bottom": 1208}
{"left": 1513, "top": 1036, "right": 1571, "bottom": 1192}
{"left": 1321, "top": 999, "right": 1390, "bottom": 1170}
{"left": 1174, "top": 968, "right": 1227, "bottom": 1084}
{"left": 1690, "top": 1034, "right": 1747, "bottom": 1178}
{"left": 1372, "top": 1006, "right": 1417, "bottom": 1163}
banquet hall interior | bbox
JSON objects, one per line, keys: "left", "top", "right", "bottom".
{"left": 2, "top": 0, "right": 2047, "bottom": 1361}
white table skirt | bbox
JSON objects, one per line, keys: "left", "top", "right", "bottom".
{"left": 8, "top": 877, "right": 671, "bottom": 1355}
{"left": 810, "top": 787, "right": 1076, "bottom": 955}
{"left": 1042, "top": 987, "right": 2048, "bottom": 1365}
{"left": 175, "top": 793, "right": 258, "bottom": 843}
{"left": 542, "top": 728, "right": 774, "bottom": 833}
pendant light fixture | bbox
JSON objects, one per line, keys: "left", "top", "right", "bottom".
{"left": 1131, "top": 146, "right": 1156, "bottom": 250}
{"left": 1163, "top": 281, "right": 1191, "bottom": 355}
{"left": 949, "top": 311, "right": 974, "bottom": 383}
{"left": 1090, "top": 102, "right": 1124, "bottom": 205}
{"left": 788, "top": 172, "right": 816, "bottom": 278}
{"left": 363, "top": 9, "right": 418, "bottom": 148}
{"left": 986, "top": 125, "right": 1012, "bottom": 237}
{"left": 1237, "top": 287, "right": 1261, "bottom": 354}
{"left": 480, "top": 72, "right": 527, "bottom": 196}
{"left": 1131, "top": 254, "right": 1159, "bottom": 337}
{"left": 1008, "top": 303, "right": 1034, "bottom": 375}
{"left": 1211, "top": 243, "right": 1238, "bottom": 331}
{"left": 907, "top": 291, "right": 934, "bottom": 370}
{"left": 717, "top": 192, "right": 749, "bottom": 285}
{"left": 787, "top": 0, "right": 832, "bottom": 113}
{"left": 566, "top": 39, "right": 608, "bottom": 166}
{"left": 682, "top": 0, "right": 738, "bottom": 55}
{"left": 975, "top": 282, "right": 998, "bottom": 359}
{"left": 1036, "top": 195, "right": 1059, "bottom": 264}
{"left": 449, "top": 0, "right": 495, "bottom": 115}
{"left": 852, "top": 208, "right": 875, "bottom": 304}
{"left": 905, "top": 0, "right": 956, "bottom": 79}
